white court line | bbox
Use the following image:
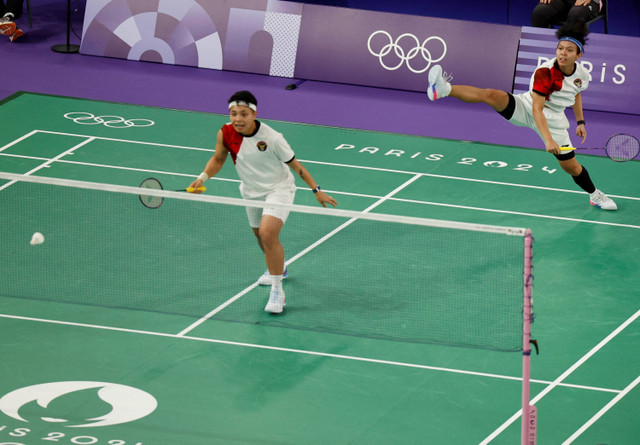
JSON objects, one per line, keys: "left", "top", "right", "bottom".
{"left": 562, "top": 374, "right": 640, "bottom": 444}
{"left": 0, "top": 130, "right": 39, "bottom": 153}
{"left": 176, "top": 173, "right": 424, "bottom": 337}
{"left": 3, "top": 130, "right": 637, "bottom": 200}
{"left": 394, "top": 197, "right": 640, "bottom": 230}
{"left": 480, "top": 308, "right": 640, "bottom": 444}
{"left": 0, "top": 153, "right": 242, "bottom": 185}
{"left": 0, "top": 313, "right": 622, "bottom": 396}
{"left": 302, "top": 159, "right": 640, "bottom": 202}
{"left": 0, "top": 138, "right": 95, "bottom": 191}
{"left": 2, "top": 152, "right": 638, "bottom": 230}
{"left": 35, "top": 129, "right": 215, "bottom": 152}
{"left": 2, "top": 130, "right": 637, "bottom": 442}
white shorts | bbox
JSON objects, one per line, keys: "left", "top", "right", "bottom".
{"left": 508, "top": 93, "right": 573, "bottom": 151}
{"left": 242, "top": 185, "right": 296, "bottom": 228}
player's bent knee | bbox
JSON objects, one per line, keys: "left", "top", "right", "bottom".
{"left": 258, "top": 229, "right": 279, "bottom": 248}
{"left": 558, "top": 158, "right": 582, "bottom": 176}
{"left": 565, "top": 166, "right": 582, "bottom": 176}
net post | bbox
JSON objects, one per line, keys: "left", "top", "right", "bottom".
{"left": 521, "top": 229, "right": 536, "bottom": 444}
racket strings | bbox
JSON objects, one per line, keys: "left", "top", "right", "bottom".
{"left": 605, "top": 134, "right": 640, "bottom": 162}
{"left": 139, "top": 178, "right": 164, "bottom": 209}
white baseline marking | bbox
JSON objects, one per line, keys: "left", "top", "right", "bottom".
{"left": 0, "top": 313, "right": 622, "bottom": 395}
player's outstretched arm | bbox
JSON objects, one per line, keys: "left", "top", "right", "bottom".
{"left": 190, "top": 130, "right": 229, "bottom": 193}
{"left": 287, "top": 158, "right": 337, "bottom": 208}
{"left": 573, "top": 93, "right": 587, "bottom": 143}
{"left": 531, "top": 93, "right": 560, "bottom": 154}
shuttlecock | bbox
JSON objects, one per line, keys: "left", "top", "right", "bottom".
{"left": 30, "top": 232, "right": 45, "bottom": 245}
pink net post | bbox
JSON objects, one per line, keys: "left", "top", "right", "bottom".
{"left": 521, "top": 229, "right": 536, "bottom": 444}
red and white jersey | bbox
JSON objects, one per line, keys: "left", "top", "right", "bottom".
{"left": 221, "top": 121, "right": 295, "bottom": 197}
{"left": 527, "top": 58, "right": 589, "bottom": 113}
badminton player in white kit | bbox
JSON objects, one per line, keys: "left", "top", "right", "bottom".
{"left": 190, "top": 91, "right": 337, "bottom": 314}
{"left": 427, "top": 20, "right": 616, "bottom": 211}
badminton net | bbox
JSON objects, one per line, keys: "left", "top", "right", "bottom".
{"left": 0, "top": 171, "right": 532, "bottom": 352}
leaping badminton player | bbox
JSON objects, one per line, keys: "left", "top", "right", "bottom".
{"left": 190, "top": 90, "right": 338, "bottom": 314}
{"left": 427, "top": 20, "right": 616, "bottom": 210}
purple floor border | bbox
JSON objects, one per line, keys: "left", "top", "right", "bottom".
{"left": 2, "top": 1, "right": 639, "bottom": 156}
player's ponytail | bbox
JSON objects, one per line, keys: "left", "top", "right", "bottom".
{"left": 556, "top": 19, "right": 589, "bottom": 52}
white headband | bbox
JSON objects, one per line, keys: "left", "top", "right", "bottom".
{"left": 228, "top": 100, "right": 257, "bottom": 111}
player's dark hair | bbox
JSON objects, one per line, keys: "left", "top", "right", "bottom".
{"left": 228, "top": 90, "right": 258, "bottom": 107}
{"left": 556, "top": 19, "right": 589, "bottom": 49}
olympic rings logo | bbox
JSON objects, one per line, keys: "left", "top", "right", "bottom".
{"left": 64, "top": 112, "right": 155, "bottom": 128}
{"left": 367, "top": 30, "right": 447, "bottom": 74}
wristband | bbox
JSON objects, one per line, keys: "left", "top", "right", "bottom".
{"left": 577, "top": 120, "right": 585, "bottom": 126}
{"left": 312, "top": 185, "right": 321, "bottom": 193}
{"left": 197, "top": 172, "right": 209, "bottom": 182}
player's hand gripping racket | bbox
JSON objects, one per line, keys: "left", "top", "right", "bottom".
{"left": 139, "top": 177, "right": 205, "bottom": 209}
{"left": 565, "top": 133, "right": 639, "bottom": 162}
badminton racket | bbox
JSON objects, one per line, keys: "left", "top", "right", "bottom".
{"left": 139, "top": 177, "right": 205, "bottom": 209}
{"left": 564, "top": 133, "right": 639, "bottom": 162}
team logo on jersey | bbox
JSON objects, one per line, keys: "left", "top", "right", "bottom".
{"left": 574, "top": 78, "right": 583, "bottom": 88}
{"left": 256, "top": 141, "right": 268, "bottom": 151}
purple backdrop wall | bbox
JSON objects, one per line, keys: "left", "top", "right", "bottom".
{"left": 80, "top": 0, "right": 640, "bottom": 115}
{"left": 294, "top": 5, "right": 520, "bottom": 92}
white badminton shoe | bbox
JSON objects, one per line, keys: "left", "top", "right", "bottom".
{"left": 427, "top": 65, "right": 452, "bottom": 101}
{"left": 589, "top": 190, "right": 617, "bottom": 211}
{"left": 264, "top": 286, "right": 286, "bottom": 314}
{"left": 257, "top": 266, "right": 289, "bottom": 286}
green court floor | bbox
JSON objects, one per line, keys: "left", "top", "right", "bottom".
{"left": 0, "top": 92, "right": 638, "bottom": 444}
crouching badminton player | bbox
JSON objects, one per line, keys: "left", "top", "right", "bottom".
{"left": 190, "top": 91, "right": 338, "bottom": 313}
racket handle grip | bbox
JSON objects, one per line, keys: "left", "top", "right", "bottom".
{"left": 186, "top": 186, "right": 206, "bottom": 193}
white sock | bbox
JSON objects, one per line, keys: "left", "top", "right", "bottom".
{"left": 440, "top": 80, "right": 452, "bottom": 98}
{"left": 271, "top": 275, "right": 283, "bottom": 288}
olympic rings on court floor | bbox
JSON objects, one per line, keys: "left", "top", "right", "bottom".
{"left": 64, "top": 112, "right": 155, "bottom": 128}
